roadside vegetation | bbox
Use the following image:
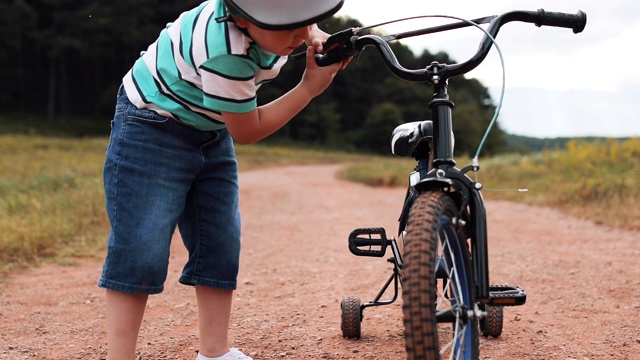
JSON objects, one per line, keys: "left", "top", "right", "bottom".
{"left": 0, "top": 136, "right": 109, "bottom": 274}
{"left": 481, "top": 138, "right": 640, "bottom": 229}
{"left": 338, "top": 138, "right": 640, "bottom": 229}
{"left": 1, "top": 132, "right": 638, "bottom": 277}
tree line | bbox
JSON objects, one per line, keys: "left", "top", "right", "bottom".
{"left": 0, "top": 0, "right": 506, "bottom": 155}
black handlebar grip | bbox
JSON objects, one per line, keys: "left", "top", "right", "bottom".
{"left": 314, "top": 51, "right": 345, "bottom": 67}
{"left": 535, "top": 9, "right": 587, "bottom": 34}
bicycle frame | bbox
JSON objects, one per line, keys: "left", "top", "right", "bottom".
{"left": 322, "top": 8, "right": 586, "bottom": 303}
{"left": 397, "top": 77, "right": 491, "bottom": 301}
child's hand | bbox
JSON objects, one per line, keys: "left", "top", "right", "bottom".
{"left": 308, "top": 26, "right": 351, "bottom": 70}
{"left": 301, "top": 45, "right": 342, "bottom": 98}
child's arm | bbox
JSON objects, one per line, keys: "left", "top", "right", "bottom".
{"left": 222, "top": 46, "right": 341, "bottom": 144}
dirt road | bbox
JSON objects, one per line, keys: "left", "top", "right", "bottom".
{"left": 1, "top": 165, "right": 639, "bottom": 359}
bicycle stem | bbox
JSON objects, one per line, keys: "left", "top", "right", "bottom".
{"left": 430, "top": 82, "right": 456, "bottom": 168}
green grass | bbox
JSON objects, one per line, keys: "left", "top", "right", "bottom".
{"left": 0, "top": 136, "right": 110, "bottom": 273}
{"left": 335, "top": 158, "right": 413, "bottom": 187}
{"left": 480, "top": 138, "right": 640, "bottom": 229}
{"left": 234, "top": 142, "right": 366, "bottom": 171}
{"left": 0, "top": 113, "right": 111, "bottom": 138}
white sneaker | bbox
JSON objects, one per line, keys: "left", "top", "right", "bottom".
{"left": 221, "top": 348, "right": 252, "bottom": 360}
{"left": 196, "top": 348, "right": 253, "bottom": 360}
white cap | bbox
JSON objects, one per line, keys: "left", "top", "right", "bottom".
{"left": 224, "top": 0, "right": 344, "bottom": 30}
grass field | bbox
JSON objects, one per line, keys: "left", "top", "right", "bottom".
{"left": 1, "top": 134, "right": 638, "bottom": 276}
{"left": 0, "top": 136, "right": 109, "bottom": 273}
{"left": 482, "top": 138, "right": 640, "bottom": 229}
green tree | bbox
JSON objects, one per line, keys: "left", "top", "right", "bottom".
{"left": 358, "top": 102, "right": 405, "bottom": 154}
{"left": 449, "top": 77, "right": 506, "bottom": 156}
{"left": 0, "top": 0, "right": 37, "bottom": 111}
{"left": 295, "top": 100, "right": 343, "bottom": 146}
{"left": 1, "top": 0, "right": 201, "bottom": 118}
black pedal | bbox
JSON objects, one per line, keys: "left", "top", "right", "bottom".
{"left": 488, "top": 285, "right": 527, "bottom": 306}
{"left": 348, "top": 228, "right": 389, "bottom": 257}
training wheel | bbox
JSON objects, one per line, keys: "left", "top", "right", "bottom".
{"left": 479, "top": 304, "right": 504, "bottom": 337}
{"left": 340, "top": 296, "right": 362, "bottom": 338}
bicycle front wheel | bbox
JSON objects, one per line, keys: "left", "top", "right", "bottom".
{"left": 402, "top": 191, "right": 479, "bottom": 360}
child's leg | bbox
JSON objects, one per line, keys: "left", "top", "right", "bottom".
{"left": 195, "top": 286, "right": 234, "bottom": 357}
{"left": 105, "top": 289, "right": 148, "bottom": 360}
{"left": 176, "top": 128, "right": 241, "bottom": 356}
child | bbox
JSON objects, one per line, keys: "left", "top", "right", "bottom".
{"left": 98, "top": 0, "right": 346, "bottom": 359}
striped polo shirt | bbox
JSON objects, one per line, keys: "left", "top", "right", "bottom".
{"left": 122, "top": 0, "right": 288, "bottom": 131}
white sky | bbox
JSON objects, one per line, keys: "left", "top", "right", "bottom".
{"left": 336, "top": 0, "right": 640, "bottom": 138}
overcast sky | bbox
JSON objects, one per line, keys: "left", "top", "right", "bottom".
{"left": 336, "top": 0, "right": 639, "bottom": 138}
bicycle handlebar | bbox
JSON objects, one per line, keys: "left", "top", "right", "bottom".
{"left": 535, "top": 9, "right": 586, "bottom": 33}
{"left": 315, "top": 9, "right": 587, "bottom": 81}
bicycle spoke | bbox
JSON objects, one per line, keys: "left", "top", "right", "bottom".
{"left": 437, "top": 215, "right": 472, "bottom": 359}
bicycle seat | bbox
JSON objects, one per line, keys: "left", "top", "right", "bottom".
{"left": 390, "top": 121, "right": 433, "bottom": 157}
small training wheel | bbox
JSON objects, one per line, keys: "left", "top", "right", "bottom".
{"left": 479, "top": 304, "right": 504, "bottom": 337}
{"left": 340, "top": 296, "right": 362, "bottom": 338}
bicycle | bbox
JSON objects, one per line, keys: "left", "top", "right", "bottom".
{"left": 311, "top": 8, "right": 587, "bottom": 360}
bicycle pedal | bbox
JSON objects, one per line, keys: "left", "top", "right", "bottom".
{"left": 348, "top": 228, "right": 389, "bottom": 257}
{"left": 488, "top": 285, "right": 526, "bottom": 306}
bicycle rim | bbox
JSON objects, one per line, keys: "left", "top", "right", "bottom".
{"left": 402, "top": 191, "right": 478, "bottom": 360}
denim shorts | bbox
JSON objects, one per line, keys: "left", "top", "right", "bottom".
{"left": 98, "top": 87, "right": 241, "bottom": 295}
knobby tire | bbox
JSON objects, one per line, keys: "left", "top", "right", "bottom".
{"left": 402, "top": 191, "right": 479, "bottom": 360}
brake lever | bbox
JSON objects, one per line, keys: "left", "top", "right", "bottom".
{"left": 316, "top": 27, "right": 362, "bottom": 67}
{"left": 288, "top": 27, "right": 359, "bottom": 63}
{"left": 322, "top": 27, "right": 359, "bottom": 53}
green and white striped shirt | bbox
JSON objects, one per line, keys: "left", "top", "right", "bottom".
{"left": 123, "top": 0, "right": 287, "bottom": 131}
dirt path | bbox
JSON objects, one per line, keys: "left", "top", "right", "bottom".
{"left": 1, "top": 165, "right": 639, "bottom": 359}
